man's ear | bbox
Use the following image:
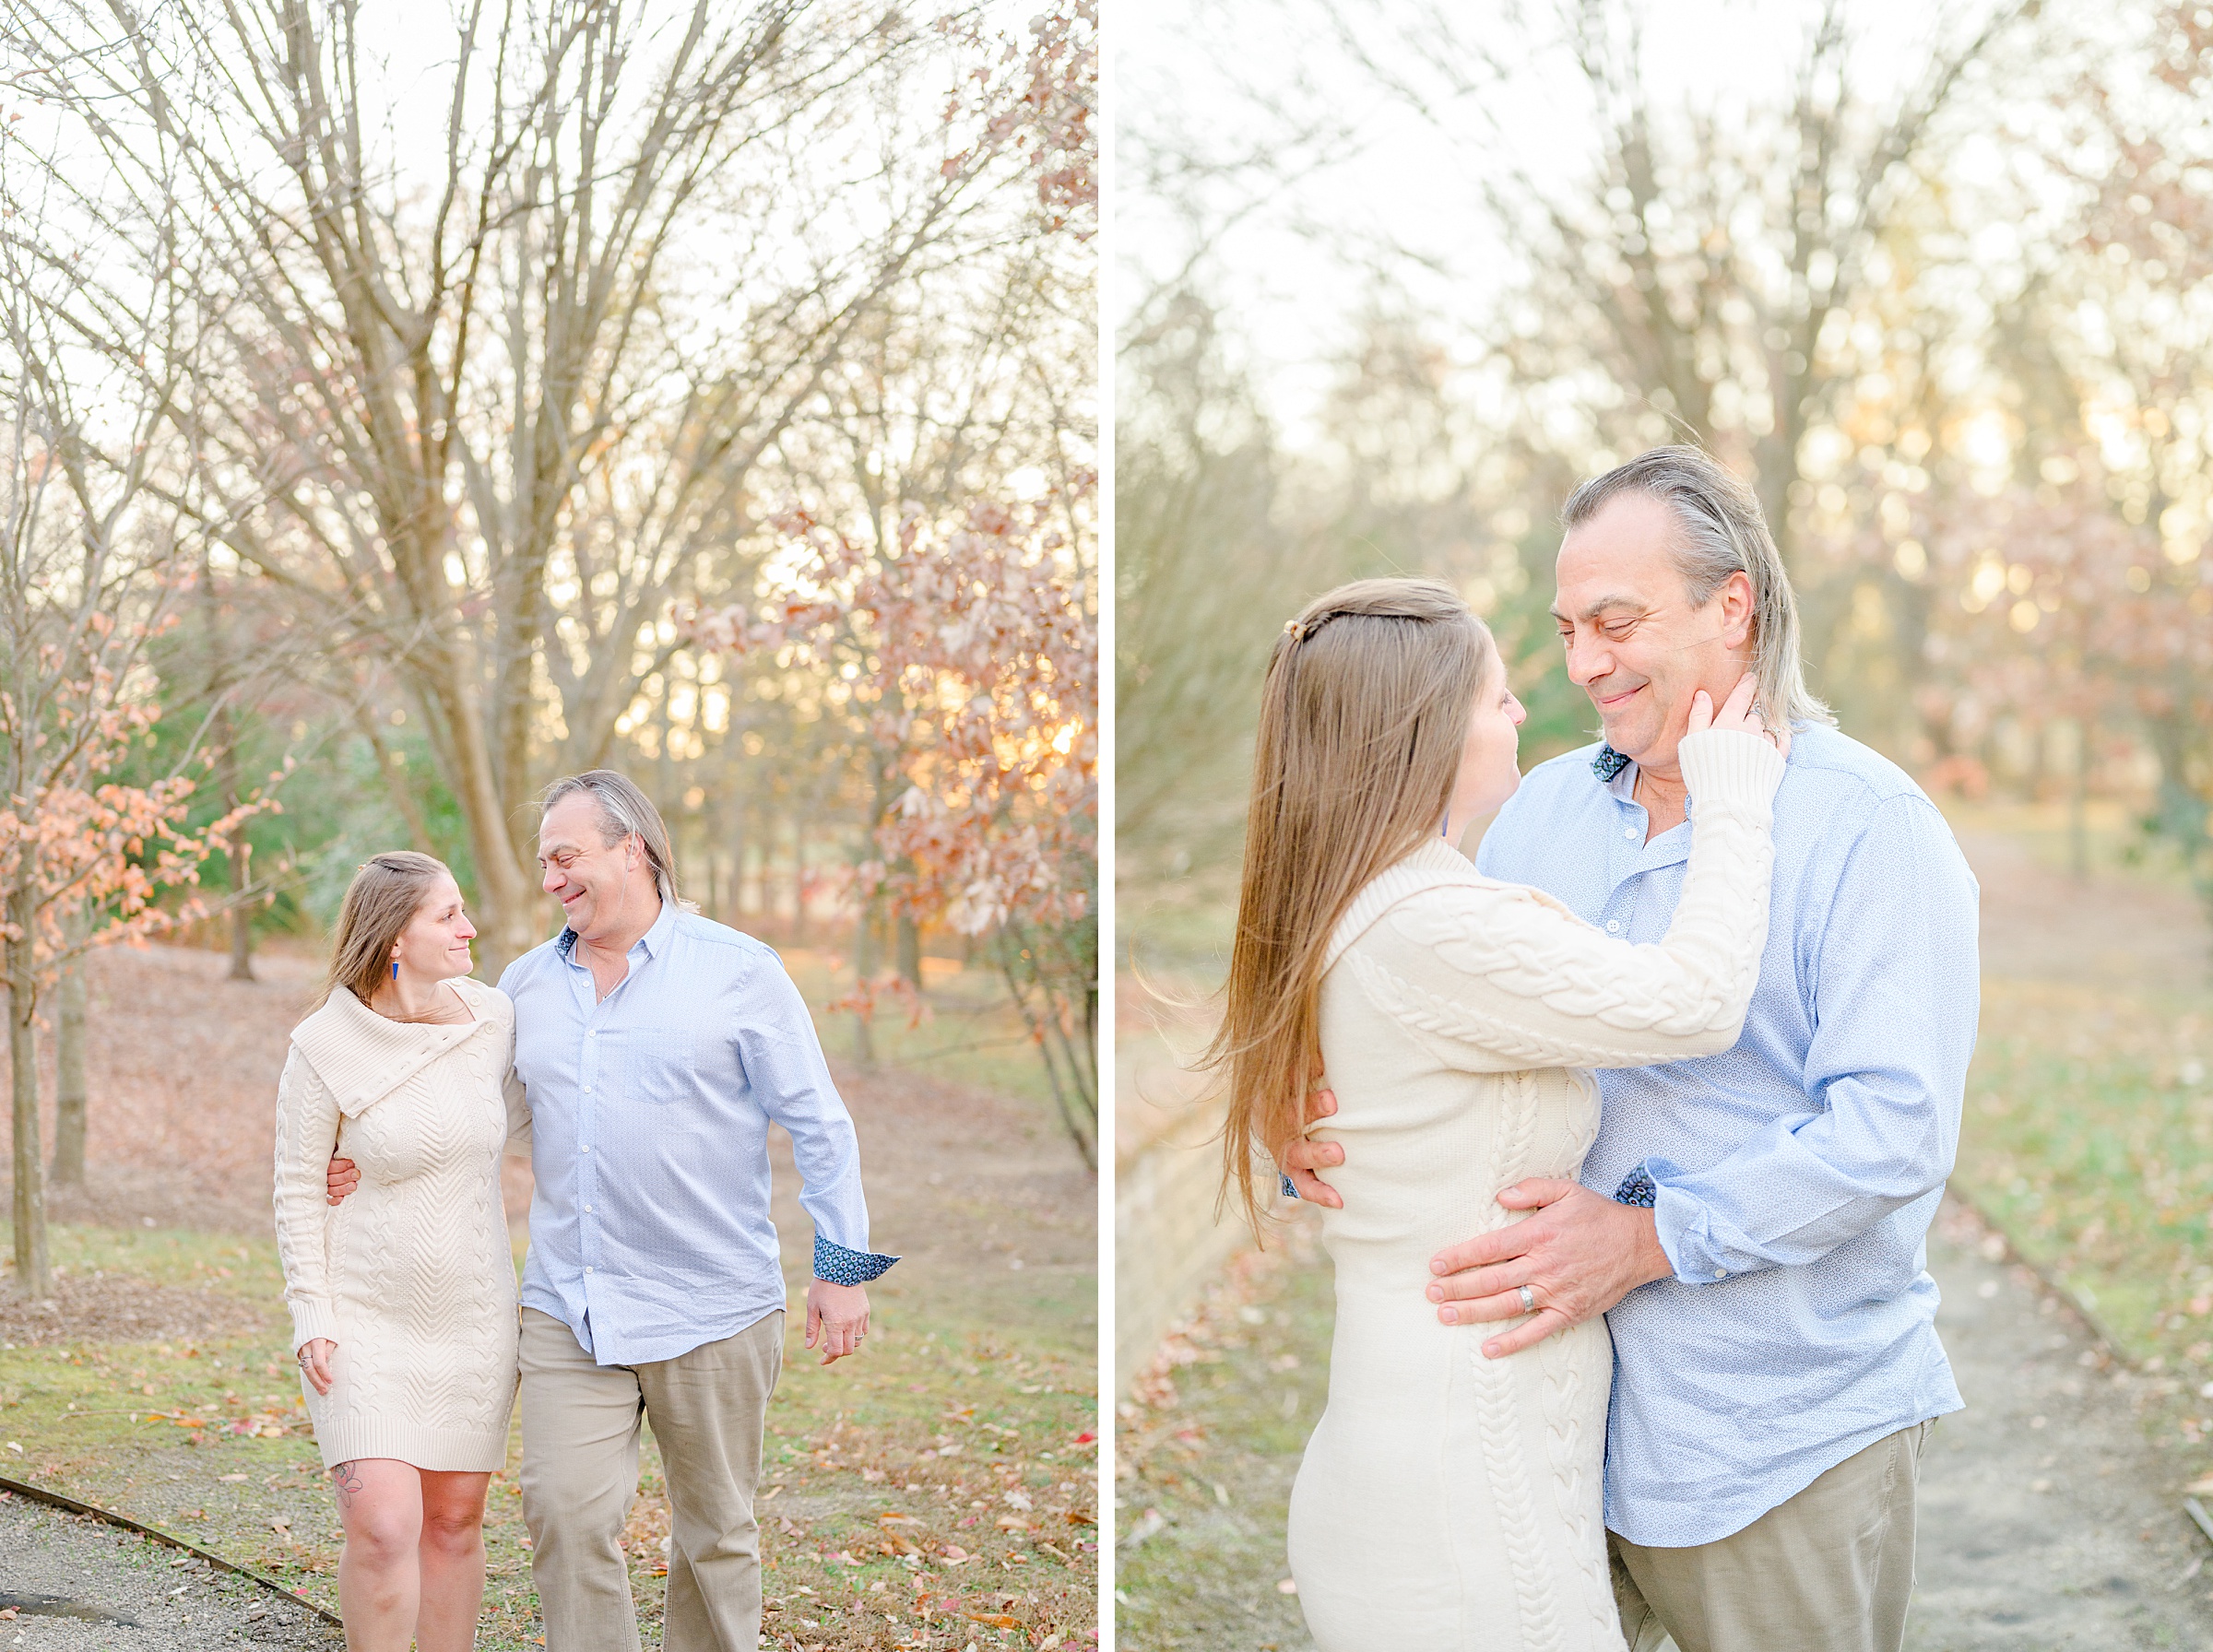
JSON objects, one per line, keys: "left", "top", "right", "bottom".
{"left": 1721, "top": 570, "right": 1756, "bottom": 651}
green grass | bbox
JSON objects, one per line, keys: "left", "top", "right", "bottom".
{"left": 1952, "top": 979, "right": 2213, "bottom": 1396}
{"left": 3, "top": 1224, "right": 1098, "bottom": 1650}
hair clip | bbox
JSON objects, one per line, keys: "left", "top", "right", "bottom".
{"left": 1283, "top": 618, "right": 1307, "bottom": 642}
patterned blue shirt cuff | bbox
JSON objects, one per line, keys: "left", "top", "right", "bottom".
{"left": 1280, "top": 1172, "right": 1300, "bottom": 1202}
{"left": 1614, "top": 1165, "right": 1657, "bottom": 1208}
{"left": 814, "top": 1235, "right": 899, "bottom": 1285}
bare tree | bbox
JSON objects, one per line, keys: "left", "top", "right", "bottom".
{"left": 6, "top": 0, "right": 1037, "bottom": 970}
{"left": 1115, "top": 289, "right": 1296, "bottom": 879}
{"left": 0, "top": 130, "right": 254, "bottom": 1292}
{"left": 1333, "top": 2, "right": 2033, "bottom": 549}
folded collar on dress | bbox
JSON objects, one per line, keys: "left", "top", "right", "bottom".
{"left": 290, "top": 978, "right": 501, "bottom": 1117}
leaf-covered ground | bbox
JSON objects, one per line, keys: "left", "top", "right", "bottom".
{"left": 1, "top": 941, "right": 1098, "bottom": 1651}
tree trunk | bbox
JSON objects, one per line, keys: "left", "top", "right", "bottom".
{"left": 227, "top": 829, "right": 255, "bottom": 982}
{"left": 790, "top": 814, "right": 809, "bottom": 947}
{"left": 420, "top": 672, "right": 540, "bottom": 980}
{"left": 466, "top": 822, "right": 539, "bottom": 982}
{"left": 2068, "top": 717, "right": 2090, "bottom": 885}
{"left": 896, "top": 914, "right": 922, "bottom": 989}
{"left": 729, "top": 796, "right": 750, "bottom": 926}
{"left": 994, "top": 924, "right": 1096, "bottom": 1173}
{"left": 8, "top": 891, "right": 50, "bottom": 1297}
{"left": 51, "top": 925, "right": 86, "bottom": 1189}
{"left": 850, "top": 894, "right": 877, "bottom": 1067}
{"left": 210, "top": 662, "right": 255, "bottom": 981}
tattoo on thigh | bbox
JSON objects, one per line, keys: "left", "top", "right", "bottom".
{"left": 331, "top": 1460, "right": 364, "bottom": 1509}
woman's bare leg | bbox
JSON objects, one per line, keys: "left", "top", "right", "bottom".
{"left": 331, "top": 1458, "right": 423, "bottom": 1651}
{"left": 415, "top": 1469, "right": 492, "bottom": 1652}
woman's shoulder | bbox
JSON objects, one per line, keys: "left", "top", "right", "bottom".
{"left": 1326, "top": 840, "right": 1539, "bottom": 972}
{"left": 287, "top": 986, "right": 361, "bottom": 1050}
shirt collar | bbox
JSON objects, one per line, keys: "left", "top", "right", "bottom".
{"left": 1592, "top": 743, "right": 1632, "bottom": 784}
{"left": 555, "top": 898, "right": 678, "bottom": 962}
{"left": 1597, "top": 747, "right": 1639, "bottom": 802}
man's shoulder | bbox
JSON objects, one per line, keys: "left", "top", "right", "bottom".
{"left": 1781, "top": 727, "right": 1977, "bottom": 908}
{"left": 669, "top": 912, "right": 783, "bottom": 972}
{"left": 496, "top": 934, "right": 569, "bottom": 992}
{"left": 1781, "top": 725, "right": 1941, "bottom": 823}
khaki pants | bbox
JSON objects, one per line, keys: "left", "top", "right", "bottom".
{"left": 1610, "top": 1422, "right": 1929, "bottom": 1652}
{"left": 519, "top": 1306, "right": 784, "bottom": 1652}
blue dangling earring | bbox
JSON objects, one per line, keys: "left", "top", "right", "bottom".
{"left": 392, "top": 959, "right": 399, "bottom": 980}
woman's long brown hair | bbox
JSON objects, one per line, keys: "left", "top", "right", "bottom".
{"left": 1205, "top": 577, "right": 1497, "bottom": 1236}
{"left": 319, "top": 851, "right": 455, "bottom": 1011}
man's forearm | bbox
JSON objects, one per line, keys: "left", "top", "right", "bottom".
{"left": 1618, "top": 1202, "right": 1675, "bottom": 1297}
{"left": 1639, "top": 1103, "right": 1953, "bottom": 1283}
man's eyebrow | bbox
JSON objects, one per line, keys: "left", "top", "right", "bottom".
{"left": 1549, "top": 594, "right": 1650, "bottom": 622}
{"left": 536, "top": 839, "right": 584, "bottom": 860}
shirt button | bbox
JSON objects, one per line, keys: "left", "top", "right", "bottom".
{"left": 1605, "top": 919, "right": 1622, "bottom": 934}
{"left": 1714, "top": 1269, "right": 1727, "bottom": 1280}
{"left": 587, "top": 1030, "right": 598, "bottom": 1038}
{"left": 1624, "top": 827, "right": 1638, "bottom": 841}
{"left": 581, "top": 1145, "right": 591, "bottom": 1154}
{"left": 585, "top": 1266, "right": 594, "bottom": 1275}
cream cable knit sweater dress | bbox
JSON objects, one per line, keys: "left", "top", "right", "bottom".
{"left": 272, "top": 978, "right": 529, "bottom": 1471}
{"left": 1286, "top": 728, "right": 1785, "bottom": 1652}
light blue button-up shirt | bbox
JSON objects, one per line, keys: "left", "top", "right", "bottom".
{"left": 1475, "top": 723, "right": 1976, "bottom": 1547}
{"left": 499, "top": 903, "right": 894, "bottom": 1366}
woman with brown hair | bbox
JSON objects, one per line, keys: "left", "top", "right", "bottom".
{"left": 272, "top": 852, "right": 528, "bottom": 1652}
{"left": 1210, "top": 578, "right": 1786, "bottom": 1650}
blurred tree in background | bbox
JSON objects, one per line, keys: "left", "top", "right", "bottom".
{"left": 1118, "top": 0, "right": 2213, "bottom": 940}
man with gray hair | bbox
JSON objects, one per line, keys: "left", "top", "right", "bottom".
{"left": 332, "top": 768, "right": 893, "bottom": 1651}
{"left": 1285, "top": 447, "right": 1978, "bottom": 1651}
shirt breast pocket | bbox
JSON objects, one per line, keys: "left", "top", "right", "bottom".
{"left": 621, "top": 1027, "right": 702, "bottom": 1107}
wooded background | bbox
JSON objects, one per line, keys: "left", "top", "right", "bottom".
{"left": 1120, "top": 0, "right": 2213, "bottom": 904}
{"left": 0, "top": 0, "right": 1097, "bottom": 1296}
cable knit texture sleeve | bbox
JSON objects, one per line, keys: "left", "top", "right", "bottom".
{"left": 271, "top": 1046, "right": 342, "bottom": 1351}
{"left": 1355, "top": 729, "right": 1784, "bottom": 1072}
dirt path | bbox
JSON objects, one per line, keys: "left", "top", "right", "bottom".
{"left": 1908, "top": 830, "right": 2213, "bottom": 1647}
{"left": 1914, "top": 1200, "right": 2213, "bottom": 1649}
{"left": 0, "top": 1491, "right": 340, "bottom": 1650}
{"left": 1956, "top": 824, "right": 2211, "bottom": 993}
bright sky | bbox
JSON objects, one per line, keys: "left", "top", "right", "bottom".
{"left": 1115, "top": 0, "right": 2043, "bottom": 442}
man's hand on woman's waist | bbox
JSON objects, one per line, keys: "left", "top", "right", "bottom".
{"left": 1279, "top": 1087, "right": 1343, "bottom": 1208}
{"left": 1426, "top": 1179, "right": 1674, "bottom": 1358}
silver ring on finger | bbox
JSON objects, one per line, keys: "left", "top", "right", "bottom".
{"left": 1517, "top": 1284, "right": 1536, "bottom": 1313}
